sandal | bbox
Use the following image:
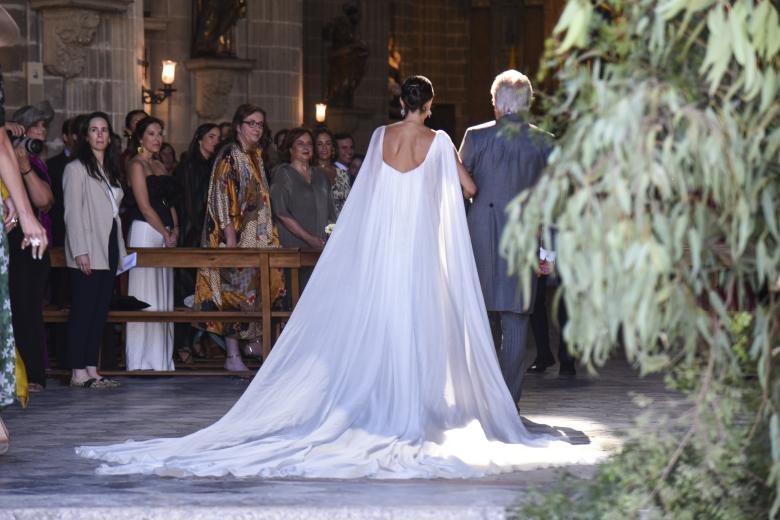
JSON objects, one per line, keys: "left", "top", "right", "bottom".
{"left": 69, "top": 378, "right": 98, "bottom": 388}
{"left": 95, "top": 378, "right": 121, "bottom": 388}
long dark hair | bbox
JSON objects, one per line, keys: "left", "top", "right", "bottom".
{"left": 129, "top": 116, "right": 164, "bottom": 158}
{"left": 188, "top": 123, "right": 219, "bottom": 161}
{"left": 75, "top": 111, "right": 120, "bottom": 187}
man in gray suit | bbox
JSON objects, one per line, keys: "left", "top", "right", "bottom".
{"left": 459, "top": 70, "right": 552, "bottom": 404}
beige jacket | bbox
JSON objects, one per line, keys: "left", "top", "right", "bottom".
{"left": 63, "top": 159, "right": 127, "bottom": 270}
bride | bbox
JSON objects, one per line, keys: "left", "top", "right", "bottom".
{"left": 77, "top": 76, "right": 595, "bottom": 478}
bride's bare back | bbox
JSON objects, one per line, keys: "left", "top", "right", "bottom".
{"left": 382, "top": 122, "right": 437, "bottom": 173}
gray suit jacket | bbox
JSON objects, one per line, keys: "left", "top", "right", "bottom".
{"left": 459, "top": 114, "right": 552, "bottom": 313}
{"left": 63, "top": 160, "right": 127, "bottom": 270}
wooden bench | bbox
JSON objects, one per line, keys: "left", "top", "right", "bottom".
{"left": 44, "top": 247, "right": 321, "bottom": 359}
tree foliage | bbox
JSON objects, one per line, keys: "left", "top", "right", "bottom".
{"left": 502, "top": 0, "right": 780, "bottom": 517}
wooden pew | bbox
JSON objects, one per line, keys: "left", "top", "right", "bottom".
{"left": 44, "top": 247, "right": 320, "bottom": 359}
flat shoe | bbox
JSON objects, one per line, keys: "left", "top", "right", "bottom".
{"left": 95, "top": 378, "right": 121, "bottom": 388}
{"left": 69, "top": 378, "right": 97, "bottom": 388}
{"left": 89, "top": 378, "right": 115, "bottom": 389}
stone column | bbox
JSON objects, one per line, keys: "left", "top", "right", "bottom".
{"left": 235, "top": 0, "right": 304, "bottom": 132}
{"left": 144, "top": 0, "right": 194, "bottom": 157}
{"left": 30, "top": 0, "right": 143, "bottom": 131}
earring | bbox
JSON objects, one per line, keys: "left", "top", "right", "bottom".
{"left": 400, "top": 107, "right": 406, "bottom": 118}
{"left": 137, "top": 146, "right": 144, "bottom": 154}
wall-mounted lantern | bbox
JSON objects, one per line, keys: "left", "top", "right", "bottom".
{"left": 142, "top": 60, "right": 177, "bottom": 105}
{"left": 315, "top": 102, "right": 327, "bottom": 124}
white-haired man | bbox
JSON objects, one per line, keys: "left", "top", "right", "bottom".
{"left": 459, "top": 69, "right": 553, "bottom": 406}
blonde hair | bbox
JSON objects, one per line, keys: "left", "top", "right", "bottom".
{"left": 490, "top": 70, "right": 533, "bottom": 115}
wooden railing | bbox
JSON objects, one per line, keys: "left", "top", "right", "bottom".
{"left": 44, "top": 247, "right": 321, "bottom": 358}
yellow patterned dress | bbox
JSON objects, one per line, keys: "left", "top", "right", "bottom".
{"left": 194, "top": 143, "right": 285, "bottom": 340}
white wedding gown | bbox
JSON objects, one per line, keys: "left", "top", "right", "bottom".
{"left": 76, "top": 127, "right": 596, "bottom": 478}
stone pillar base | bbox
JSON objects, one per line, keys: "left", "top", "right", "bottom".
{"left": 185, "top": 58, "right": 254, "bottom": 121}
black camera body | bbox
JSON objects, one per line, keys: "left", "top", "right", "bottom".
{"left": 6, "top": 131, "right": 43, "bottom": 155}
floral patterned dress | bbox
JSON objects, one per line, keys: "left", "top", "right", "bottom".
{"left": 0, "top": 69, "right": 15, "bottom": 408}
{"left": 331, "top": 166, "right": 351, "bottom": 218}
{"left": 194, "top": 143, "right": 285, "bottom": 340}
{"left": 0, "top": 204, "right": 15, "bottom": 408}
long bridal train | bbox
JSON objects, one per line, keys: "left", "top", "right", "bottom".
{"left": 76, "top": 127, "right": 601, "bottom": 478}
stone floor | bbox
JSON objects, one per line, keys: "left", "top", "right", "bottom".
{"left": 0, "top": 359, "right": 683, "bottom": 520}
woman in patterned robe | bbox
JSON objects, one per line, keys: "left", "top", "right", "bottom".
{"left": 194, "top": 105, "right": 284, "bottom": 372}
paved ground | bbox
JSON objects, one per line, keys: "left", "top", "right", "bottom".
{"left": 0, "top": 359, "right": 683, "bottom": 519}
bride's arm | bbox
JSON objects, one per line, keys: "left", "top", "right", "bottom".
{"left": 453, "top": 148, "right": 477, "bottom": 199}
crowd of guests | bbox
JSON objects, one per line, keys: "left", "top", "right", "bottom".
{"left": 2, "top": 101, "right": 367, "bottom": 389}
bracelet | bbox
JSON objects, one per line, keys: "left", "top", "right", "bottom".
{"left": 21, "top": 168, "right": 32, "bottom": 176}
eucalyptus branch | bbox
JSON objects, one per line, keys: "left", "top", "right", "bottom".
{"left": 644, "top": 343, "right": 716, "bottom": 508}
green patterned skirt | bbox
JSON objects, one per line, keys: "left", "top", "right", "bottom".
{"left": 0, "top": 224, "right": 15, "bottom": 408}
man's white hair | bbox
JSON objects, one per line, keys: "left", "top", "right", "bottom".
{"left": 490, "top": 70, "right": 533, "bottom": 115}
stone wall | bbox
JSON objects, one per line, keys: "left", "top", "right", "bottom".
{"left": 0, "top": 0, "right": 143, "bottom": 151}
{"left": 146, "top": 0, "right": 304, "bottom": 157}
{"left": 0, "top": 0, "right": 564, "bottom": 158}
{"left": 238, "top": 0, "right": 304, "bottom": 137}
{"left": 0, "top": 0, "right": 304, "bottom": 157}
{"left": 390, "top": 0, "right": 470, "bottom": 143}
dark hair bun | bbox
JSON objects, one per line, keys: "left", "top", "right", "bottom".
{"left": 400, "top": 76, "right": 434, "bottom": 113}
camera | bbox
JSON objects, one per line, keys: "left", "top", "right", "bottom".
{"left": 6, "top": 131, "right": 43, "bottom": 155}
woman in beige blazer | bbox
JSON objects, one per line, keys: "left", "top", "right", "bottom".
{"left": 63, "top": 112, "right": 126, "bottom": 388}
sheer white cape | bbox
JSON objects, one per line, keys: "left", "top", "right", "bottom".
{"left": 76, "top": 127, "right": 597, "bottom": 478}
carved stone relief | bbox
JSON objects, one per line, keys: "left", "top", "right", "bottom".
{"left": 40, "top": 8, "right": 100, "bottom": 78}
{"left": 185, "top": 58, "right": 253, "bottom": 120}
{"left": 195, "top": 70, "right": 234, "bottom": 120}
{"left": 31, "top": 0, "right": 134, "bottom": 79}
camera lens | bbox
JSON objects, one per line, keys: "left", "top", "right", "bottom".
{"left": 6, "top": 132, "right": 44, "bottom": 155}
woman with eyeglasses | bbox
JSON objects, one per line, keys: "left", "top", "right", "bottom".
{"left": 193, "top": 104, "right": 285, "bottom": 371}
{"left": 270, "top": 127, "right": 336, "bottom": 293}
